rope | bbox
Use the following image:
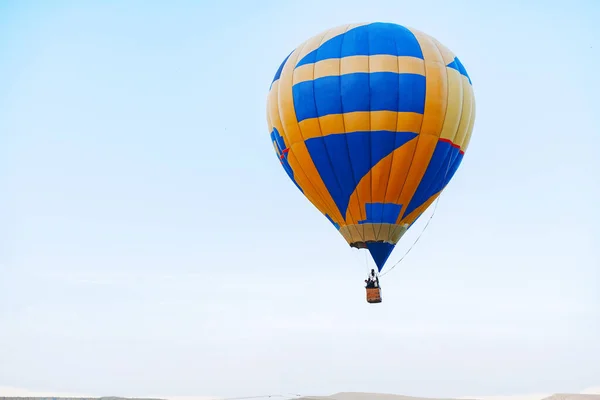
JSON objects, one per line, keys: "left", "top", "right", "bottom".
{"left": 378, "top": 187, "right": 444, "bottom": 278}
{"left": 377, "top": 132, "right": 459, "bottom": 278}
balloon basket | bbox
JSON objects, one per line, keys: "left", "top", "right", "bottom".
{"left": 366, "top": 287, "right": 382, "bottom": 304}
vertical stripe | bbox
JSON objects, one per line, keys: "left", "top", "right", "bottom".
{"left": 276, "top": 41, "right": 347, "bottom": 226}
{"left": 370, "top": 46, "right": 400, "bottom": 238}
{"left": 293, "top": 25, "right": 367, "bottom": 240}
{"left": 340, "top": 25, "right": 369, "bottom": 236}
{"left": 394, "top": 28, "right": 449, "bottom": 223}
{"left": 400, "top": 36, "right": 467, "bottom": 218}
{"left": 463, "top": 93, "right": 476, "bottom": 152}
{"left": 363, "top": 25, "right": 375, "bottom": 241}
{"left": 373, "top": 51, "right": 427, "bottom": 241}
{"left": 454, "top": 74, "right": 474, "bottom": 149}
{"left": 439, "top": 68, "right": 463, "bottom": 142}
{"left": 268, "top": 80, "right": 338, "bottom": 225}
{"left": 319, "top": 24, "right": 365, "bottom": 232}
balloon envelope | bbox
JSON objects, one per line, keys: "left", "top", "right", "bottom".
{"left": 266, "top": 22, "right": 476, "bottom": 271}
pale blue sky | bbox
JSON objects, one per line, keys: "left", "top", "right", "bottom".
{"left": 1, "top": 0, "right": 599, "bottom": 398}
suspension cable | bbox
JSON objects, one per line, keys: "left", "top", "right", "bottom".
{"left": 378, "top": 191, "right": 442, "bottom": 278}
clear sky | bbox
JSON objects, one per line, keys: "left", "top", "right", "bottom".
{"left": 1, "top": 0, "right": 599, "bottom": 398}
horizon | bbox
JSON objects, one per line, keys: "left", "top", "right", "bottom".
{"left": 1, "top": 386, "right": 600, "bottom": 400}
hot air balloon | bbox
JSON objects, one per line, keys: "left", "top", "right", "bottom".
{"left": 266, "top": 22, "right": 476, "bottom": 303}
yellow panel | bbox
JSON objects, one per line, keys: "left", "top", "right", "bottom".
{"left": 430, "top": 36, "right": 476, "bottom": 151}
{"left": 396, "top": 112, "right": 424, "bottom": 133}
{"left": 277, "top": 48, "right": 305, "bottom": 147}
{"left": 266, "top": 94, "right": 273, "bottom": 133}
{"left": 371, "top": 110, "right": 398, "bottom": 131}
{"left": 373, "top": 55, "right": 423, "bottom": 75}
{"left": 462, "top": 92, "right": 476, "bottom": 152}
{"left": 285, "top": 149, "right": 333, "bottom": 220}
{"left": 453, "top": 75, "right": 474, "bottom": 149}
{"left": 430, "top": 37, "right": 457, "bottom": 65}
{"left": 397, "top": 55, "right": 426, "bottom": 76}
{"left": 439, "top": 68, "right": 463, "bottom": 143}
{"left": 292, "top": 55, "right": 424, "bottom": 83}
{"left": 411, "top": 29, "right": 448, "bottom": 138}
{"left": 267, "top": 82, "right": 280, "bottom": 132}
{"left": 293, "top": 64, "right": 315, "bottom": 85}
{"left": 298, "top": 111, "right": 423, "bottom": 138}
{"left": 344, "top": 109, "right": 371, "bottom": 132}
{"left": 318, "top": 113, "right": 345, "bottom": 137}
{"left": 383, "top": 138, "right": 419, "bottom": 203}
{"left": 292, "top": 55, "right": 424, "bottom": 79}
{"left": 298, "top": 117, "right": 322, "bottom": 139}
{"left": 340, "top": 55, "right": 369, "bottom": 75}
{"left": 314, "top": 57, "right": 340, "bottom": 81}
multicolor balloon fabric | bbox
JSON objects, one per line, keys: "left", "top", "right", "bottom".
{"left": 267, "top": 22, "right": 476, "bottom": 271}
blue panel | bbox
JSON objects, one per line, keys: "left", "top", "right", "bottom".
{"left": 402, "top": 141, "right": 453, "bottom": 217}
{"left": 315, "top": 75, "right": 343, "bottom": 116}
{"left": 270, "top": 50, "right": 293, "bottom": 89}
{"left": 369, "top": 22, "right": 423, "bottom": 59}
{"left": 296, "top": 22, "right": 424, "bottom": 68}
{"left": 292, "top": 80, "right": 317, "bottom": 123}
{"left": 359, "top": 203, "right": 402, "bottom": 224}
{"left": 442, "top": 150, "right": 464, "bottom": 189}
{"left": 369, "top": 71, "right": 399, "bottom": 112}
{"left": 397, "top": 73, "right": 426, "bottom": 113}
{"left": 305, "top": 130, "right": 417, "bottom": 218}
{"left": 304, "top": 136, "right": 344, "bottom": 211}
{"left": 293, "top": 72, "right": 426, "bottom": 122}
{"left": 402, "top": 141, "right": 464, "bottom": 217}
{"left": 366, "top": 241, "right": 396, "bottom": 271}
{"left": 345, "top": 130, "right": 371, "bottom": 189}
{"left": 271, "top": 128, "right": 303, "bottom": 193}
{"left": 325, "top": 214, "right": 341, "bottom": 230}
{"left": 370, "top": 123, "right": 397, "bottom": 165}
{"left": 322, "top": 133, "right": 359, "bottom": 212}
{"left": 447, "top": 56, "right": 472, "bottom": 85}
{"left": 340, "top": 73, "right": 370, "bottom": 113}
